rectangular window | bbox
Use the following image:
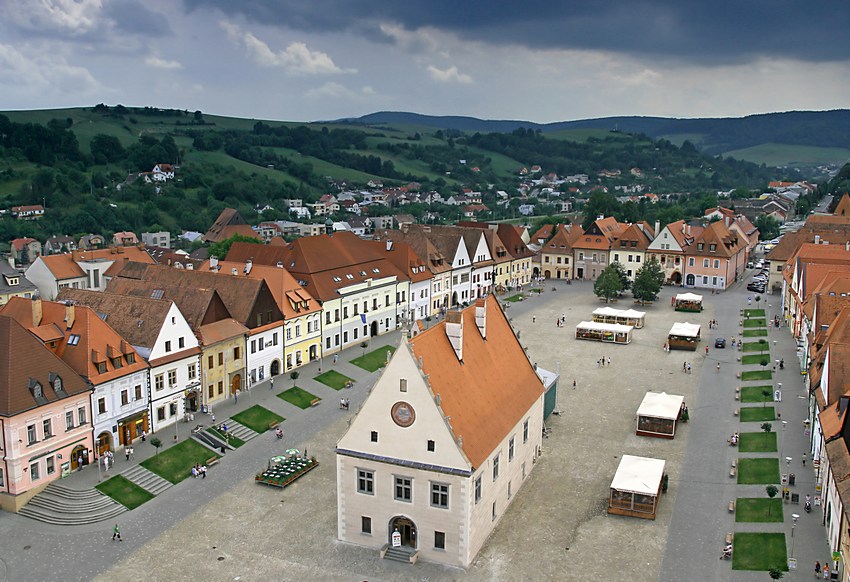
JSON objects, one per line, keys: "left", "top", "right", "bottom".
{"left": 157, "top": 406, "right": 166, "bottom": 421}
{"left": 357, "top": 469, "right": 374, "bottom": 494}
{"left": 66, "top": 411, "right": 75, "bottom": 430}
{"left": 168, "top": 369, "right": 177, "bottom": 387}
{"left": 233, "top": 346, "right": 241, "bottom": 360}
{"left": 155, "top": 374, "right": 164, "bottom": 391}
{"left": 430, "top": 482, "right": 449, "bottom": 509}
{"left": 218, "top": 352, "right": 223, "bottom": 366}
{"left": 208, "top": 355, "right": 214, "bottom": 368}
{"left": 326, "top": 312, "right": 331, "bottom": 325}
{"left": 474, "top": 476, "right": 482, "bottom": 503}
{"left": 286, "top": 328, "right": 292, "bottom": 341}
{"left": 492, "top": 454, "right": 500, "bottom": 481}
{"left": 343, "top": 306, "right": 348, "bottom": 319}
{"left": 713, "top": 259, "right": 720, "bottom": 269}
{"left": 370, "top": 431, "right": 378, "bottom": 443}
{"left": 394, "top": 476, "right": 412, "bottom": 502}
{"left": 188, "top": 364, "right": 197, "bottom": 380}
{"left": 165, "top": 340, "right": 171, "bottom": 352}
{"left": 509, "top": 436, "right": 515, "bottom": 461}
{"left": 30, "top": 462, "right": 40, "bottom": 481}
{"left": 0, "top": 468, "right": 4, "bottom": 487}
{"left": 78, "top": 407, "right": 86, "bottom": 425}
{"left": 179, "top": 337, "right": 185, "bottom": 349}
{"left": 217, "top": 381, "right": 223, "bottom": 395}
{"left": 434, "top": 531, "right": 446, "bottom": 550}
{"left": 523, "top": 419, "right": 529, "bottom": 443}
{"left": 703, "top": 258, "right": 709, "bottom": 268}
{"left": 43, "top": 419, "right": 52, "bottom": 438}
{"left": 46, "top": 456, "right": 55, "bottom": 475}
{"left": 688, "top": 257, "right": 695, "bottom": 267}
{"left": 361, "top": 516, "right": 372, "bottom": 535}
{"left": 27, "top": 424, "right": 37, "bottom": 445}
{"left": 343, "top": 331, "right": 349, "bottom": 344}
{"left": 208, "top": 384, "right": 214, "bottom": 398}
{"left": 508, "top": 480, "right": 512, "bottom": 499}
{"left": 258, "top": 340, "right": 265, "bottom": 352}
{"left": 427, "top": 439, "right": 435, "bottom": 452}
{"left": 492, "top": 501, "right": 497, "bottom": 521}
{"left": 251, "top": 340, "right": 257, "bottom": 354}
{"left": 135, "top": 385, "right": 142, "bottom": 400}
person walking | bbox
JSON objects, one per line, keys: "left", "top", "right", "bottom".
{"left": 532, "top": 315, "right": 536, "bottom": 323}
{"left": 802, "top": 452, "right": 807, "bottom": 466}
{"left": 125, "top": 448, "right": 130, "bottom": 461}
{"left": 77, "top": 454, "right": 83, "bottom": 471}
{"left": 333, "top": 354, "right": 339, "bottom": 365}
{"left": 112, "top": 523, "right": 122, "bottom": 541}
{"left": 269, "top": 377, "right": 274, "bottom": 391}
{"left": 815, "top": 561, "right": 821, "bottom": 577}
{"left": 572, "top": 379, "right": 577, "bottom": 389}
{"left": 716, "top": 362, "right": 721, "bottom": 373}
{"left": 606, "top": 356, "right": 611, "bottom": 366}
{"left": 705, "top": 346, "right": 709, "bottom": 355}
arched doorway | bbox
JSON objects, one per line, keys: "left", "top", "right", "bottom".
{"left": 544, "top": 270, "right": 551, "bottom": 279}
{"left": 685, "top": 273, "right": 695, "bottom": 286}
{"left": 370, "top": 321, "right": 378, "bottom": 337}
{"left": 532, "top": 267, "right": 540, "bottom": 278}
{"left": 309, "top": 345, "right": 317, "bottom": 361}
{"left": 231, "top": 374, "right": 241, "bottom": 396}
{"left": 451, "top": 291, "right": 459, "bottom": 307}
{"left": 270, "top": 359, "right": 281, "bottom": 376}
{"left": 96, "top": 432, "right": 112, "bottom": 456}
{"left": 388, "top": 516, "right": 417, "bottom": 548}
{"left": 71, "top": 445, "right": 88, "bottom": 470}
{"left": 670, "top": 271, "right": 682, "bottom": 285}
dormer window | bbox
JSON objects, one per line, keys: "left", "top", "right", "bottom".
{"left": 6, "top": 276, "right": 19, "bottom": 286}
{"left": 125, "top": 353, "right": 135, "bottom": 364}
{"left": 709, "top": 244, "right": 716, "bottom": 252}
{"left": 697, "top": 243, "right": 704, "bottom": 251}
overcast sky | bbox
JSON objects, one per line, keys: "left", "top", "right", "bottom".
{"left": 2, "top": 0, "right": 849, "bottom": 123}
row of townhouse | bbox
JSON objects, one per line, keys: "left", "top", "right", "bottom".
{"left": 534, "top": 212, "right": 756, "bottom": 290}
{"left": 770, "top": 196, "right": 850, "bottom": 580}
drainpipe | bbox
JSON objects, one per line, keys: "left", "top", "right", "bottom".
{"left": 0, "top": 418, "right": 8, "bottom": 497}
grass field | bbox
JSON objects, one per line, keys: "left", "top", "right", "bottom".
{"left": 738, "top": 431, "right": 777, "bottom": 453}
{"left": 742, "top": 341, "right": 770, "bottom": 353}
{"left": 314, "top": 370, "right": 354, "bottom": 391}
{"left": 743, "top": 309, "right": 765, "bottom": 317}
{"left": 737, "top": 458, "right": 781, "bottom": 485}
{"left": 278, "top": 386, "right": 319, "bottom": 409}
{"left": 95, "top": 475, "right": 155, "bottom": 509}
{"left": 141, "top": 440, "right": 219, "bottom": 484}
{"left": 731, "top": 532, "right": 787, "bottom": 571}
{"left": 740, "top": 385, "right": 775, "bottom": 404}
{"left": 742, "top": 354, "right": 773, "bottom": 366}
{"left": 207, "top": 427, "right": 245, "bottom": 448}
{"left": 743, "top": 329, "right": 768, "bottom": 337}
{"left": 743, "top": 319, "right": 767, "bottom": 328}
{"left": 724, "top": 142, "right": 850, "bottom": 167}
{"left": 740, "top": 407, "right": 776, "bottom": 422}
{"left": 741, "top": 370, "right": 773, "bottom": 381}
{"left": 735, "top": 498, "right": 784, "bottom": 523}
{"left": 231, "top": 405, "right": 284, "bottom": 434}
{"left": 351, "top": 345, "right": 397, "bottom": 372}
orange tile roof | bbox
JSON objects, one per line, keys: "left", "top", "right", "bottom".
{"left": 409, "top": 298, "right": 544, "bottom": 468}
{"left": 197, "top": 318, "right": 249, "bottom": 345}
{"left": 39, "top": 254, "right": 86, "bottom": 280}
{"left": 684, "top": 220, "right": 746, "bottom": 258}
{"left": 833, "top": 193, "right": 850, "bottom": 217}
{"left": 211, "top": 260, "right": 321, "bottom": 320}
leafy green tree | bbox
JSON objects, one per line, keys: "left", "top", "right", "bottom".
{"left": 208, "top": 234, "right": 262, "bottom": 260}
{"left": 755, "top": 214, "right": 780, "bottom": 240}
{"left": 593, "top": 265, "right": 623, "bottom": 303}
{"left": 90, "top": 134, "right": 126, "bottom": 164}
{"left": 765, "top": 484, "right": 778, "bottom": 515}
{"left": 609, "top": 261, "right": 631, "bottom": 291}
{"left": 632, "top": 257, "right": 664, "bottom": 304}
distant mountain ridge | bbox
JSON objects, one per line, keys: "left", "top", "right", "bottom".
{"left": 340, "top": 109, "right": 850, "bottom": 158}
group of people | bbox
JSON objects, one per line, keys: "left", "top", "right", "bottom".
{"left": 191, "top": 464, "right": 207, "bottom": 479}
{"left": 682, "top": 361, "right": 692, "bottom": 374}
{"left": 555, "top": 313, "right": 567, "bottom": 328}
{"left": 728, "top": 432, "right": 739, "bottom": 446}
{"left": 596, "top": 355, "right": 611, "bottom": 367}
{"left": 815, "top": 561, "right": 835, "bottom": 579}
{"left": 339, "top": 398, "right": 350, "bottom": 410}
{"left": 707, "top": 319, "right": 719, "bottom": 329}
{"left": 275, "top": 427, "right": 284, "bottom": 439}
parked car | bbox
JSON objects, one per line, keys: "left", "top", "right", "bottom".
{"left": 715, "top": 337, "right": 726, "bottom": 348}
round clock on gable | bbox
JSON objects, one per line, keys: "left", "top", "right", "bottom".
{"left": 391, "top": 401, "right": 415, "bottom": 428}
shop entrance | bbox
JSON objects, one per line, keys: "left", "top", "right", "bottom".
{"left": 370, "top": 321, "right": 378, "bottom": 337}
{"left": 96, "top": 432, "right": 112, "bottom": 456}
{"left": 388, "top": 516, "right": 417, "bottom": 548}
{"left": 71, "top": 445, "right": 88, "bottom": 470}
{"left": 231, "top": 374, "right": 241, "bottom": 396}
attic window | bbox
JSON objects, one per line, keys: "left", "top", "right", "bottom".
{"left": 360, "top": 271, "right": 367, "bottom": 276}
{"left": 427, "top": 440, "right": 435, "bottom": 452}
{"left": 67, "top": 334, "right": 80, "bottom": 346}
{"left": 400, "top": 379, "right": 407, "bottom": 392}
{"left": 709, "top": 244, "right": 716, "bottom": 252}
{"left": 697, "top": 243, "right": 703, "bottom": 251}
{"left": 151, "top": 289, "right": 164, "bottom": 300}
{"left": 346, "top": 274, "right": 354, "bottom": 280}
{"left": 373, "top": 268, "right": 380, "bottom": 273}
{"left": 333, "top": 276, "right": 342, "bottom": 282}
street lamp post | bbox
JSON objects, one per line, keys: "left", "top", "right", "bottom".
{"left": 790, "top": 513, "right": 799, "bottom": 558}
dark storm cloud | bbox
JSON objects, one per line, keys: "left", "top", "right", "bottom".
{"left": 183, "top": 0, "right": 850, "bottom": 63}
{"left": 104, "top": 1, "right": 173, "bottom": 38}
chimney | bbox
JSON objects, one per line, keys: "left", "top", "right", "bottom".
{"left": 445, "top": 311, "right": 464, "bottom": 362}
{"left": 244, "top": 259, "right": 252, "bottom": 275}
{"left": 386, "top": 239, "right": 393, "bottom": 251}
{"left": 64, "top": 301, "right": 75, "bottom": 329}
{"left": 32, "top": 298, "right": 43, "bottom": 327}
{"left": 276, "top": 261, "right": 283, "bottom": 268}
{"left": 654, "top": 220, "right": 660, "bottom": 237}
{"left": 815, "top": 235, "right": 821, "bottom": 244}
{"left": 231, "top": 268, "right": 238, "bottom": 276}
{"left": 186, "top": 262, "right": 194, "bottom": 270}
{"left": 475, "top": 298, "right": 486, "bottom": 338}
{"left": 210, "top": 256, "right": 219, "bottom": 269}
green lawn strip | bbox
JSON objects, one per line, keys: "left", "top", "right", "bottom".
{"left": 141, "top": 439, "right": 219, "bottom": 484}
{"left": 230, "top": 405, "right": 285, "bottom": 433}
{"left": 95, "top": 475, "right": 155, "bottom": 509}
{"left": 740, "top": 385, "right": 775, "bottom": 403}
{"left": 731, "top": 532, "right": 787, "bottom": 571}
{"left": 738, "top": 431, "right": 777, "bottom": 453}
{"left": 207, "top": 427, "right": 245, "bottom": 448}
{"left": 742, "top": 341, "right": 771, "bottom": 353}
{"left": 743, "top": 319, "right": 767, "bottom": 328}
{"left": 351, "top": 345, "right": 397, "bottom": 373}
{"left": 735, "top": 498, "right": 784, "bottom": 523}
{"left": 737, "top": 458, "right": 781, "bottom": 485}
{"left": 504, "top": 294, "right": 524, "bottom": 302}
{"left": 743, "top": 329, "right": 768, "bottom": 337}
{"left": 741, "top": 370, "right": 772, "bottom": 381}
{"left": 742, "top": 354, "right": 774, "bottom": 366}
{"left": 278, "top": 386, "right": 319, "bottom": 409}
{"left": 743, "top": 309, "right": 766, "bottom": 317}
{"left": 314, "top": 370, "right": 354, "bottom": 390}
{"left": 740, "top": 407, "right": 776, "bottom": 422}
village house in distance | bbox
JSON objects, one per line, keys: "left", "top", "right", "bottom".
{"left": 335, "top": 298, "right": 545, "bottom": 567}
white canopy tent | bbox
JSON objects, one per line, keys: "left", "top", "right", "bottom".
{"left": 668, "top": 322, "right": 701, "bottom": 351}
{"left": 608, "top": 455, "right": 666, "bottom": 519}
{"left": 669, "top": 322, "right": 701, "bottom": 337}
{"left": 636, "top": 392, "right": 685, "bottom": 438}
{"left": 675, "top": 292, "right": 703, "bottom": 302}
{"left": 575, "top": 321, "right": 634, "bottom": 344}
{"left": 591, "top": 307, "right": 646, "bottom": 328}
{"left": 674, "top": 292, "right": 703, "bottom": 312}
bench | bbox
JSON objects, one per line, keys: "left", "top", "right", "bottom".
{"left": 731, "top": 459, "right": 737, "bottom": 468}
{"left": 735, "top": 393, "right": 740, "bottom": 401}
{"left": 310, "top": 398, "right": 321, "bottom": 407}
{"left": 269, "top": 420, "right": 280, "bottom": 430}
{"left": 728, "top": 500, "right": 735, "bottom": 512}
{"left": 730, "top": 466, "right": 737, "bottom": 477}
{"left": 734, "top": 408, "right": 739, "bottom": 416}
{"left": 725, "top": 532, "right": 734, "bottom": 545}
{"left": 206, "top": 456, "right": 219, "bottom": 467}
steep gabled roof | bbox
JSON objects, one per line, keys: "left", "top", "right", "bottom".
{"left": 105, "top": 278, "right": 231, "bottom": 330}
{"left": 0, "top": 314, "right": 91, "bottom": 417}
{"left": 408, "top": 299, "right": 544, "bottom": 467}
{"left": 684, "top": 220, "right": 745, "bottom": 258}
{"left": 833, "top": 193, "right": 850, "bottom": 217}
{"left": 204, "top": 208, "right": 247, "bottom": 243}
{"left": 544, "top": 224, "right": 583, "bottom": 254}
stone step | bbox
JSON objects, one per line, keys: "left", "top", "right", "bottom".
{"left": 120, "top": 465, "right": 173, "bottom": 496}
{"left": 220, "top": 419, "right": 258, "bottom": 441}
{"left": 383, "top": 547, "right": 416, "bottom": 563}
{"left": 19, "top": 501, "right": 126, "bottom": 526}
{"left": 43, "top": 481, "right": 104, "bottom": 500}
{"left": 27, "top": 492, "right": 118, "bottom": 513}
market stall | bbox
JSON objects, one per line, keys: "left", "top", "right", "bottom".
{"left": 575, "top": 321, "right": 633, "bottom": 344}
{"left": 592, "top": 307, "right": 646, "bottom": 329}
{"left": 667, "top": 322, "right": 701, "bottom": 351}
{"left": 636, "top": 392, "right": 685, "bottom": 438}
{"left": 608, "top": 455, "right": 666, "bottom": 520}
{"left": 674, "top": 292, "right": 703, "bottom": 312}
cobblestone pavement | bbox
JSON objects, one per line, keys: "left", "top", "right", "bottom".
{"left": 0, "top": 277, "right": 828, "bottom": 582}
